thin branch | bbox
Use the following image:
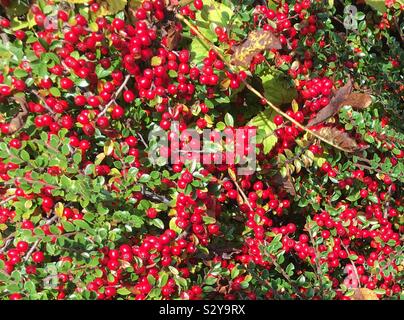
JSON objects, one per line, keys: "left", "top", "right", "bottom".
{"left": 383, "top": 185, "right": 393, "bottom": 219}
{"left": 97, "top": 74, "right": 131, "bottom": 119}
{"left": 0, "top": 195, "right": 16, "bottom": 206}
{"left": 175, "top": 226, "right": 191, "bottom": 241}
{"left": 353, "top": 162, "right": 403, "bottom": 180}
{"left": 0, "top": 233, "right": 15, "bottom": 254}
{"left": 31, "top": 90, "right": 57, "bottom": 117}
{"left": 24, "top": 239, "right": 41, "bottom": 262}
{"left": 307, "top": 227, "right": 325, "bottom": 297}
{"left": 141, "top": 185, "right": 171, "bottom": 204}
{"left": 137, "top": 133, "right": 149, "bottom": 148}
{"left": 24, "top": 214, "right": 58, "bottom": 262}
{"left": 230, "top": 175, "right": 253, "bottom": 212}
{"left": 263, "top": 248, "right": 304, "bottom": 299}
{"left": 0, "top": 32, "right": 10, "bottom": 45}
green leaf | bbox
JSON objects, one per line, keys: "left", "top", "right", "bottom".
{"left": 73, "top": 220, "right": 91, "bottom": 231}
{"left": 190, "top": 37, "right": 209, "bottom": 66}
{"left": 224, "top": 113, "right": 234, "bottom": 127}
{"left": 13, "top": 69, "right": 28, "bottom": 78}
{"left": 62, "top": 221, "right": 75, "bottom": 232}
{"left": 231, "top": 267, "right": 240, "bottom": 279}
{"left": 49, "top": 87, "right": 61, "bottom": 97}
{"left": 205, "top": 276, "right": 217, "bottom": 285}
{"left": 202, "top": 216, "right": 216, "bottom": 224}
{"left": 347, "top": 191, "right": 361, "bottom": 202}
{"left": 20, "top": 150, "right": 30, "bottom": 162}
{"left": 158, "top": 273, "right": 169, "bottom": 287}
{"left": 261, "top": 70, "right": 297, "bottom": 106}
{"left": 24, "top": 280, "right": 36, "bottom": 294}
{"left": 248, "top": 109, "right": 278, "bottom": 154}
{"left": 83, "top": 213, "right": 95, "bottom": 222}
{"left": 117, "top": 287, "right": 131, "bottom": 295}
{"left": 150, "top": 218, "right": 164, "bottom": 229}
{"left": 95, "top": 64, "right": 113, "bottom": 79}
{"left": 365, "top": 0, "right": 388, "bottom": 13}
{"left": 286, "top": 263, "right": 295, "bottom": 276}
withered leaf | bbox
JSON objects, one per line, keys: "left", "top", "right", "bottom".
{"left": 166, "top": 21, "right": 181, "bottom": 51}
{"left": 9, "top": 95, "right": 29, "bottom": 134}
{"left": 231, "top": 30, "right": 282, "bottom": 68}
{"left": 340, "top": 93, "right": 372, "bottom": 110}
{"left": 351, "top": 288, "right": 379, "bottom": 300}
{"left": 317, "top": 127, "right": 359, "bottom": 152}
{"left": 307, "top": 79, "right": 353, "bottom": 127}
{"left": 283, "top": 174, "right": 296, "bottom": 196}
{"left": 272, "top": 172, "right": 296, "bottom": 196}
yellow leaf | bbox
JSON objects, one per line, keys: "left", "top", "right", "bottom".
{"left": 204, "top": 114, "right": 213, "bottom": 128}
{"left": 55, "top": 202, "right": 64, "bottom": 218}
{"left": 109, "top": 168, "right": 121, "bottom": 177}
{"left": 104, "top": 140, "right": 114, "bottom": 156}
{"left": 168, "top": 209, "right": 177, "bottom": 217}
{"left": 24, "top": 200, "right": 33, "bottom": 209}
{"left": 94, "top": 0, "right": 128, "bottom": 17}
{"left": 291, "top": 99, "right": 299, "bottom": 113}
{"left": 151, "top": 56, "right": 162, "bottom": 67}
{"left": 227, "top": 167, "right": 236, "bottom": 181}
{"left": 89, "top": 22, "right": 99, "bottom": 32}
{"left": 220, "top": 78, "right": 231, "bottom": 91}
{"left": 95, "top": 153, "right": 106, "bottom": 165}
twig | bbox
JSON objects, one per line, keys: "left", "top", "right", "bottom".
{"left": 0, "top": 195, "right": 16, "bottom": 206}
{"left": 24, "top": 214, "right": 58, "bottom": 262}
{"left": 31, "top": 90, "right": 57, "bottom": 117}
{"left": 307, "top": 227, "right": 325, "bottom": 297}
{"left": 141, "top": 185, "right": 170, "bottom": 204}
{"left": 97, "top": 74, "right": 131, "bottom": 119}
{"left": 353, "top": 162, "right": 403, "bottom": 180}
{"left": 383, "top": 185, "right": 393, "bottom": 219}
{"left": 137, "top": 133, "right": 149, "bottom": 148}
{"left": 230, "top": 175, "right": 253, "bottom": 211}
{"left": 24, "top": 239, "right": 41, "bottom": 262}
{"left": 0, "top": 32, "right": 10, "bottom": 45}
{"left": 175, "top": 14, "right": 354, "bottom": 154}
{"left": 392, "top": 16, "right": 404, "bottom": 44}
{"left": 175, "top": 226, "right": 191, "bottom": 241}
{"left": 263, "top": 248, "right": 304, "bottom": 299}
{"left": 0, "top": 233, "right": 15, "bottom": 254}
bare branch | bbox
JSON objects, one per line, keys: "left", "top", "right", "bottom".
{"left": 97, "top": 74, "right": 131, "bottom": 119}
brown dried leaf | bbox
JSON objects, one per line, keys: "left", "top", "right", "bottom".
{"left": 231, "top": 30, "right": 282, "bottom": 68}
{"left": 166, "top": 21, "right": 181, "bottom": 51}
{"left": 9, "top": 95, "right": 29, "bottom": 134}
{"left": 351, "top": 288, "right": 379, "bottom": 300}
{"left": 307, "top": 79, "right": 353, "bottom": 127}
{"left": 272, "top": 172, "right": 296, "bottom": 196}
{"left": 340, "top": 93, "right": 372, "bottom": 110}
{"left": 317, "top": 127, "right": 359, "bottom": 152}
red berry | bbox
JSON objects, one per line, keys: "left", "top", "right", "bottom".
{"left": 32, "top": 251, "right": 45, "bottom": 264}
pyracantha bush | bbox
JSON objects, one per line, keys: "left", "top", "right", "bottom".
{"left": 0, "top": 0, "right": 403, "bottom": 300}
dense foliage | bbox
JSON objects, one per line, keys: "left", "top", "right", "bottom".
{"left": 0, "top": 0, "right": 403, "bottom": 300}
